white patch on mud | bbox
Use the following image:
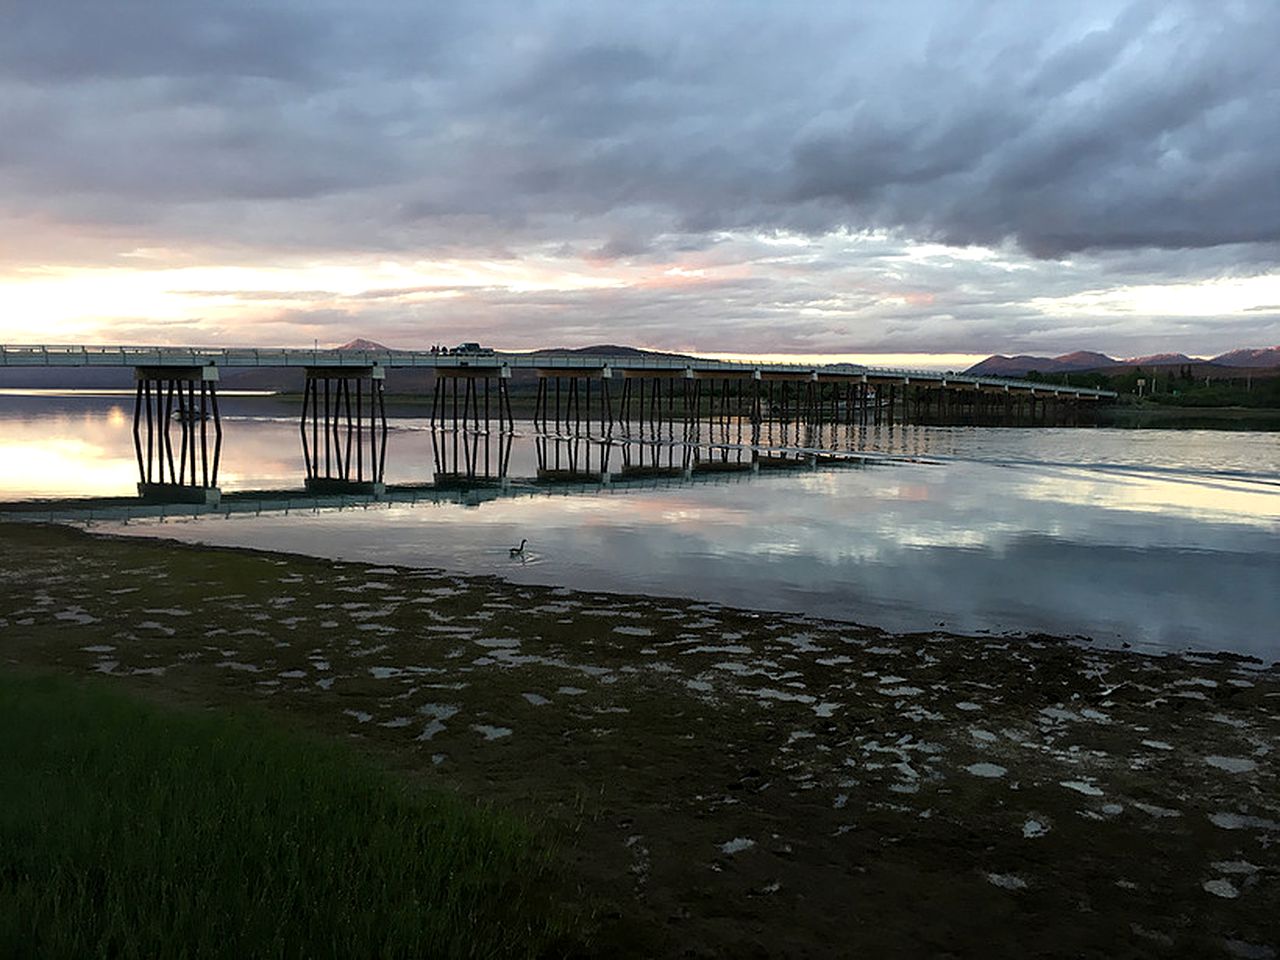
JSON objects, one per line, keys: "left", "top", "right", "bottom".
{"left": 1203, "top": 879, "right": 1239, "bottom": 899}
{"left": 1205, "top": 756, "right": 1257, "bottom": 774}
{"left": 816, "top": 656, "right": 853, "bottom": 666}
{"left": 1022, "top": 818, "right": 1049, "bottom": 838}
{"left": 56, "top": 608, "right": 99, "bottom": 624}
{"left": 720, "top": 837, "right": 755, "bottom": 855}
{"left": 473, "top": 724, "right": 512, "bottom": 740}
{"left": 683, "top": 644, "right": 752, "bottom": 656}
{"left": 81, "top": 644, "right": 115, "bottom": 653}
{"left": 343, "top": 709, "right": 372, "bottom": 723}
{"left": 1210, "top": 812, "right": 1280, "bottom": 831}
{"left": 1141, "top": 740, "right": 1174, "bottom": 751}
{"left": 1212, "top": 861, "right": 1259, "bottom": 875}
{"left": 416, "top": 703, "right": 459, "bottom": 735}
{"left": 748, "top": 687, "right": 816, "bottom": 705}
{"left": 986, "top": 873, "right": 1027, "bottom": 891}
{"left": 522, "top": 692, "right": 550, "bottom": 706}
{"left": 1040, "top": 707, "right": 1079, "bottom": 723}
{"left": 1060, "top": 780, "right": 1104, "bottom": 796}
{"left": 966, "top": 763, "right": 1007, "bottom": 779}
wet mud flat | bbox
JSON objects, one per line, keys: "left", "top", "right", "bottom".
{"left": 2, "top": 523, "right": 1277, "bottom": 959}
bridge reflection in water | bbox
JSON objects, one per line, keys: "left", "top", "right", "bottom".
{"left": 2, "top": 422, "right": 874, "bottom": 523}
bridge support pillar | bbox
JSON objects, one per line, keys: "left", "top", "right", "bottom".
{"left": 301, "top": 365, "right": 387, "bottom": 495}
{"left": 133, "top": 365, "right": 222, "bottom": 503}
{"left": 432, "top": 364, "right": 514, "bottom": 434}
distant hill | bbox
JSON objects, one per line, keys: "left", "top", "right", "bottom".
{"left": 336, "top": 338, "right": 394, "bottom": 351}
{"left": 966, "top": 352, "right": 1121, "bottom": 376}
{"left": 525, "top": 344, "right": 696, "bottom": 361}
{"left": 966, "top": 346, "right": 1280, "bottom": 378}
{"left": 1211, "top": 346, "right": 1280, "bottom": 368}
{"left": 1125, "top": 353, "right": 1198, "bottom": 366}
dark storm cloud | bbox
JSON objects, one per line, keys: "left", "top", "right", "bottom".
{"left": 6, "top": 0, "right": 1275, "bottom": 261}
{"left": 2, "top": 1, "right": 1278, "bottom": 357}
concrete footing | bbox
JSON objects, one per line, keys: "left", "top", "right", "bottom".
{"left": 137, "top": 484, "right": 221, "bottom": 505}
{"left": 304, "top": 478, "right": 386, "bottom": 496}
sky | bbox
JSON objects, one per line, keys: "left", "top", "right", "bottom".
{"left": 1, "top": 0, "right": 1278, "bottom": 363}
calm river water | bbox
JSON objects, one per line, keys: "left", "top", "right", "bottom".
{"left": 3, "top": 391, "right": 1277, "bottom": 658}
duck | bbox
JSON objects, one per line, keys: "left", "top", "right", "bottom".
{"left": 509, "top": 538, "right": 528, "bottom": 557}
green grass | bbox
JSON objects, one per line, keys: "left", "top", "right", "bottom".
{"left": 0, "top": 672, "right": 583, "bottom": 959}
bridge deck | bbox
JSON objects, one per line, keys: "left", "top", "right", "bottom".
{"left": 0, "top": 344, "right": 1116, "bottom": 398}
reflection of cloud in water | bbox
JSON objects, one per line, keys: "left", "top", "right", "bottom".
{"left": 8, "top": 397, "right": 1277, "bottom": 656}
{"left": 107, "top": 452, "right": 1279, "bottom": 657}
{"left": 1017, "top": 468, "right": 1279, "bottom": 530}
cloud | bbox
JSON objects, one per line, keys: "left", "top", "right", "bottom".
{"left": 0, "top": 1, "right": 1277, "bottom": 354}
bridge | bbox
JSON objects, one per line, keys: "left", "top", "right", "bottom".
{"left": 0, "top": 343, "right": 1115, "bottom": 397}
{"left": 1, "top": 343, "right": 1115, "bottom": 506}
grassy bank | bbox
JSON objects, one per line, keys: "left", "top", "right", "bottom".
{"left": 1095, "top": 401, "right": 1280, "bottom": 430}
{"left": 0, "top": 671, "right": 581, "bottom": 959}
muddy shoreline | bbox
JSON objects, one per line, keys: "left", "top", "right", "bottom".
{"left": 2, "top": 523, "right": 1277, "bottom": 958}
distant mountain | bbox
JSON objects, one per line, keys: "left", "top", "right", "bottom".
{"left": 1211, "top": 346, "right": 1280, "bottom": 368}
{"left": 964, "top": 347, "right": 1276, "bottom": 377}
{"left": 336, "top": 338, "right": 393, "bottom": 351}
{"left": 965, "top": 352, "right": 1120, "bottom": 376}
{"left": 1051, "top": 351, "right": 1122, "bottom": 370}
{"left": 1125, "top": 353, "right": 1198, "bottom": 366}
{"left": 525, "top": 344, "right": 696, "bottom": 360}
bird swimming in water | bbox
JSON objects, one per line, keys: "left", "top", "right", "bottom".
{"left": 509, "top": 538, "right": 527, "bottom": 557}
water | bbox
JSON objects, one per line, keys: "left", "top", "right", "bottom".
{"left": 2, "top": 391, "right": 1277, "bottom": 658}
